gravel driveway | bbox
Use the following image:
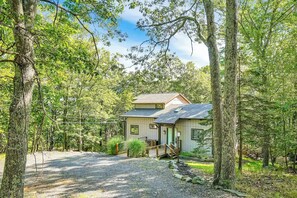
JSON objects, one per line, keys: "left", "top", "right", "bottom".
{"left": 0, "top": 152, "right": 234, "bottom": 198}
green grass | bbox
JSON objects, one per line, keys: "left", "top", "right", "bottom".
{"left": 106, "top": 136, "right": 124, "bottom": 155}
{"left": 126, "top": 139, "right": 146, "bottom": 157}
{"left": 0, "top": 153, "right": 5, "bottom": 160}
{"left": 187, "top": 157, "right": 271, "bottom": 175}
{"left": 186, "top": 157, "right": 297, "bottom": 198}
{"left": 186, "top": 162, "right": 214, "bottom": 174}
{"left": 180, "top": 151, "right": 196, "bottom": 157}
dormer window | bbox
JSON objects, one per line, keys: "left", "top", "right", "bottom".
{"left": 155, "top": 104, "right": 163, "bottom": 109}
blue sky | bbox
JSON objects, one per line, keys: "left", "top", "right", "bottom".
{"left": 102, "top": 7, "right": 210, "bottom": 71}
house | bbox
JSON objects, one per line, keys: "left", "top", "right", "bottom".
{"left": 122, "top": 93, "right": 213, "bottom": 154}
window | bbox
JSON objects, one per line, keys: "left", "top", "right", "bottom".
{"left": 149, "top": 123, "right": 158, "bottom": 129}
{"left": 130, "top": 125, "right": 139, "bottom": 135}
{"left": 155, "top": 104, "right": 163, "bottom": 109}
{"left": 191, "top": 128, "right": 204, "bottom": 140}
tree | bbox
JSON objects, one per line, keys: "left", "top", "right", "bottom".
{"left": 135, "top": 0, "right": 224, "bottom": 184}
{"left": 221, "top": 0, "right": 238, "bottom": 188}
{"left": 239, "top": 0, "right": 296, "bottom": 168}
{"left": 0, "top": 0, "right": 124, "bottom": 196}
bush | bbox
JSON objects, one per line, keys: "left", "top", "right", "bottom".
{"left": 106, "top": 136, "right": 124, "bottom": 155}
{"left": 127, "top": 139, "right": 147, "bottom": 157}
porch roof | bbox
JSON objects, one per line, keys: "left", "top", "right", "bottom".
{"left": 154, "top": 104, "right": 212, "bottom": 124}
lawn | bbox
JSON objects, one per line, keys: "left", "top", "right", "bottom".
{"left": 186, "top": 158, "right": 297, "bottom": 198}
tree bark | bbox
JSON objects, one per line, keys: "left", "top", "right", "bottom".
{"left": 0, "top": 1, "right": 37, "bottom": 196}
{"left": 221, "top": 0, "right": 238, "bottom": 189}
{"left": 262, "top": 75, "right": 270, "bottom": 167}
{"left": 238, "top": 55, "right": 243, "bottom": 172}
{"left": 63, "top": 88, "right": 69, "bottom": 151}
{"left": 79, "top": 110, "right": 82, "bottom": 152}
{"left": 48, "top": 110, "right": 56, "bottom": 151}
{"left": 203, "top": 0, "right": 223, "bottom": 185}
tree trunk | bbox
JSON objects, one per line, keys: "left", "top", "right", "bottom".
{"left": 63, "top": 89, "right": 69, "bottom": 151}
{"left": 262, "top": 74, "right": 270, "bottom": 168}
{"left": 203, "top": 0, "right": 223, "bottom": 185}
{"left": 238, "top": 55, "right": 243, "bottom": 172}
{"left": 48, "top": 110, "right": 56, "bottom": 151}
{"left": 0, "top": 1, "right": 37, "bottom": 196}
{"left": 79, "top": 110, "right": 82, "bottom": 152}
{"left": 221, "top": 0, "right": 238, "bottom": 189}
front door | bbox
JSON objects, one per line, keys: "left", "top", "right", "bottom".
{"left": 167, "top": 127, "right": 173, "bottom": 144}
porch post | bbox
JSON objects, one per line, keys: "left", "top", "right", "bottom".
{"left": 158, "top": 124, "right": 161, "bottom": 145}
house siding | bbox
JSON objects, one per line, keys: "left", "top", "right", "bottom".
{"left": 126, "top": 117, "right": 159, "bottom": 141}
{"left": 165, "top": 95, "right": 189, "bottom": 108}
{"left": 175, "top": 120, "right": 212, "bottom": 153}
{"left": 134, "top": 104, "right": 157, "bottom": 109}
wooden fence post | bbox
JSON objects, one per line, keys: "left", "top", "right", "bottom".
{"left": 127, "top": 149, "right": 129, "bottom": 157}
{"left": 165, "top": 144, "right": 167, "bottom": 155}
{"left": 116, "top": 143, "right": 119, "bottom": 155}
{"left": 156, "top": 146, "right": 159, "bottom": 158}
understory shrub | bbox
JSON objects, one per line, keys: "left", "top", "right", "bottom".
{"left": 127, "top": 139, "right": 147, "bottom": 157}
{"left": 106, "top": 136, "right": 124, "bottom": 155}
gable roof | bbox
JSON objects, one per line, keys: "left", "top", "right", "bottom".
{"left": 154, "top": 104, "right": 212, "bottom": 124}
{"left": 132, "top": 93, "right": 190, "bottom": 104}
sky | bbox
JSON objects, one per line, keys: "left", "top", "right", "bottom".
{"left": 101, "top": 7, "right": 210, "bottom": 71}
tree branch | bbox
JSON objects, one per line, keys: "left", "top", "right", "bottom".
{"left": 40, "top": 0, "right": 100, "bottom": 76}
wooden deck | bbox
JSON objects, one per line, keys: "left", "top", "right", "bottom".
{"left": 146, "top": 144, "right": 179, "bottom": 159}
{"left": 147, "top": 145, "right": 166, "bottom": 158}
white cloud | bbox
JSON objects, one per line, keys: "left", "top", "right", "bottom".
{"left": 99, "top": 40, "right": 136, "bottom": 72}
{"left": 120, "top": 7, "right": 143, "bottom": 24}
{"left": 170, "top": 33, "right": 209, "bottom": 67}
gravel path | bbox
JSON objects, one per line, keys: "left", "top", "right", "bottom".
{"left": 0, "top": 152, "right": 234, "bottom": 198}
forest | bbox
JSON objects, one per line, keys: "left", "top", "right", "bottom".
{"left": 0, "top": 0, "right": 296, "bottom": 197}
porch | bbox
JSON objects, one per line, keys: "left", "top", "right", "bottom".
{"left": 145, "top": 144, "right": 180, "bottom": 159}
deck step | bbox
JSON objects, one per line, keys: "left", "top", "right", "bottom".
{"left": 158, "top": 153, "right": 169, "bottom": 159}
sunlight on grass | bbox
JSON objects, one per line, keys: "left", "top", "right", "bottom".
{"left": 0, "top": 153, "right": 5, "bottom": 160}
{"left": 186, "top": 162, "right": 214, "bottom": 175}
{"left": 186, "top": 158, "right": 297, "bottom": 198}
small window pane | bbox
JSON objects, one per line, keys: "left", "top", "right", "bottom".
{"left": 130, "top": 125, "right": 139, "bottom": 135}
{"left": 191, "top": 128, "right": 203, "bottom": 140}
{"left": 149, "top": 124, "right": 158, "bottom": 129}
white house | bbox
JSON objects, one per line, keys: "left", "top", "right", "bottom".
{"left": 122, "top": 93, "right": 213, "bottom": 153}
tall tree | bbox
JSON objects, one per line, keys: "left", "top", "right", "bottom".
{"left": 221, "top": 0, "right": 238, "bottom": 188}
{"left": 135, "top": 0, "right": 224, "bottom": 184}
{"left": 239, "top": 0, "right": 296, "bottom": 168}
{"left": 0, "top": 0, "right": 124, "bottom": 196}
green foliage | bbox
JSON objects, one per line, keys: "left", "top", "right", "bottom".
{"left": 126, "top": 139, "right": 147, "bottom": 158}
{"left": 106, "top": 136, "right": 124, "bottom": 155}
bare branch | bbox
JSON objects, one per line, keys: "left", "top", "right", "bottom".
{"left": 53, "top": 0, "right": 59, "bottom": 25}
{"left": 0, "top": 59, "right": 14, "bottom": 63}
{"left": 185, "top": 28, "right": 194, "bottom": 56}
{"left": 0, "top": 47, "right": 17, "bottom": 55}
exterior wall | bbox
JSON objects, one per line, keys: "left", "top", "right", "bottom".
{"left": 126, "top": 117, "right": 159, "bottom": 141}
{"left": 165, "top": 95, "right": 190, "bottom": 108}
{"left": 134, "top": 104, "right": 157, "bottom": 109}
{"left": 175, "top": 120, "right": 212, "bottom": 154}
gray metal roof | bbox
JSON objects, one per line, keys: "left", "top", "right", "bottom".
{"left": 154, "top": 104, "right": 212, "bottom": 124}
{"left": 122, "top": 104, "right": 182, "bottom": 118}
{"left": 122, "top": 103, "right": 212, "bottom": 124}
{"left": 133, "top": 93, "right": 187, "bottom": 104}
